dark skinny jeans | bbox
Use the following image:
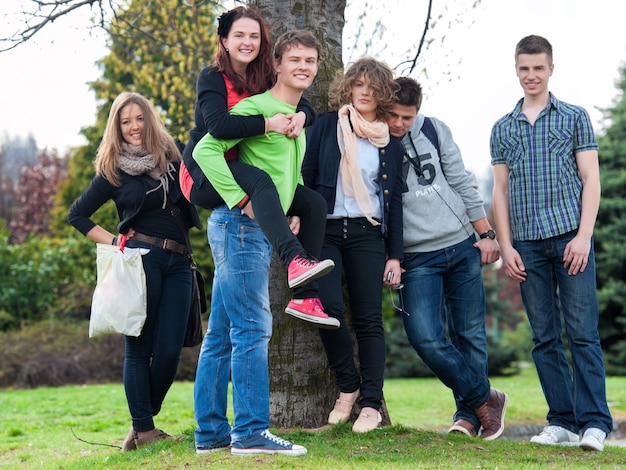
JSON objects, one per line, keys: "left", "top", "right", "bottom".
{"left": 190, "top": 160, "right": 327, "bottom": 299}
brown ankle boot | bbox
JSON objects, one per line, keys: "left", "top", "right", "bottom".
{"left": 134, "top": 429, "right": 171, "bottom": 448}
{"left": 122, "top": 428, "right": 137, "bottom": 452}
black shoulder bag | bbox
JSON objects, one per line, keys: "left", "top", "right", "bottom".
{"left": 168, "top": 202, "right": 206, "bottom": 348}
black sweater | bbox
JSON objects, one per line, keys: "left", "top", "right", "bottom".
{"left": 182, "top": 65, "right": 315, "bottom": 189}
{"left": 68, "top": 161, "right": 201, "bottom": 239}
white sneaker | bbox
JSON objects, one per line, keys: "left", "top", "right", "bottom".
{"left": 580, "top": 427, "right": 606, "bottom": 451}
{"left": 530, "top": 425, "right": 579, "bottom": 446}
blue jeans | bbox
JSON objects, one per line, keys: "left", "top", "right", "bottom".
{"left": 191, "top": 161, "right": 326, "bottom": 299}
{"left": 514, "top": 231, "right": 612, "bottom": 435}
{"left": 318, "top": 218, "right": 387, "bottom": 411}
{"left": 401, "top": 236, "right": 490, "bottom": 429}
{"left": 194, "top": 206, "right": 273, "bottom": 447}
{"left": 123, "top": 241, "right": 192, "bottom": 432}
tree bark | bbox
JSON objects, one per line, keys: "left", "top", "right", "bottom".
{"left": 253, "top": 0, "right": 391, "bottom": 429}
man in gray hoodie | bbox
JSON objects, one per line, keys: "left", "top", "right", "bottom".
{"left": 388, "top": 77, "right": 507, "bottom": 440}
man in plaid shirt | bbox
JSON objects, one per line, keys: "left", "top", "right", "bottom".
{"left": 490, "top": 34, "right": 612, "bottom": 451}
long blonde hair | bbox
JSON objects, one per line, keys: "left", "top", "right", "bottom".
{"left": 95, "top": 92, "right": 180, "bottom": 186}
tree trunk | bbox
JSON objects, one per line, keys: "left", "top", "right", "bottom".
{"left": 267, "top": 254, "right": 337, "bottom": 428}
{"left": 251, "top": 0, "right": 345, "bottom": 112}
{"left": 252, "top": 0, "right": 390, "bottom": 429}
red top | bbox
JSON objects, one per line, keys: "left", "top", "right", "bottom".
{"left": 180, "top": 73, "right": 252, "bottom": 200}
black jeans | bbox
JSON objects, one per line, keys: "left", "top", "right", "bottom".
{"left": 190, "top": 160, "right": 327, "bottom": 299}
{"left": 123, "top": 243, "right": 191, "bottom": 432}
{"left": 317, "top": 218, "right": 387, "bottom": 410}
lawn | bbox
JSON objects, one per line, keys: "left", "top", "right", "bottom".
{"left": 1, "top": 367, "right": 625, "bottom": 469}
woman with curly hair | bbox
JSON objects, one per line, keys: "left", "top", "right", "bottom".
{"left": 302, "top": 57, "right": 405, "bottom": 432}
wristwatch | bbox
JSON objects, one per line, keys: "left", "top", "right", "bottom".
{"left": 479, "top": 229, "right": 497, "bottom": 240}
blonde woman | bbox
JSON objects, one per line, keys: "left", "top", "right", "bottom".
{"left": 68, "top": 92, "right": 201, "bottom": 451}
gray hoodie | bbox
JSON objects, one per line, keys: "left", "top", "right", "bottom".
{"left": 401, "top": 114, "right": 486, "bottom": 253}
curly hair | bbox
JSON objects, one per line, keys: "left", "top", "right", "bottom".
{"left": 95, "top": 92, "right": 180, "bottom": 187}
{"left": 328, "top": 57, "right": 399, "bottom": 119}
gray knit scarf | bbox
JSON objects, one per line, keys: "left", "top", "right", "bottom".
{"left": 117, "top": 143, "right": 175, "bottom": 208}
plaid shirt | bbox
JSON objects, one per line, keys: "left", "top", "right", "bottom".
{"left": 490, "top": 93, "right": 598, "bottom": 241}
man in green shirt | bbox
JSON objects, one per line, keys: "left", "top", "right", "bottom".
{"left": 193, "top": 30, "right": 327, "bottom": 457}
{"left": 193, "top": 29, "right": 338, "bottom": 328}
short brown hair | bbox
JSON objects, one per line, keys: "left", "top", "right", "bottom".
{"left": 515, "top": 35, "right": 553, "bottom": 64}
{"left": 394, "top": 76, "right": 423, "bottom": 111}
{"left": 273, "top": 30, "right": 322, "bottom": 63}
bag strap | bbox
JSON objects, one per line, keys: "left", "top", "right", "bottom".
{"left": 166, "top": 200, "right": 194, "bottom": 261}
{"left": 421, "top": 117, "right": 440, "bottom": 156}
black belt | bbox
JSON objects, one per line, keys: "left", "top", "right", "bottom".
{"left": 128, "top": 232, "right": 187, "bottom": 255}
{"left": 328, "top": 217, "right": 381, "bottom": 225}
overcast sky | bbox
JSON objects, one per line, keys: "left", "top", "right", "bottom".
{"left": 1, "top": 0, "right": 625, "bottom": 178}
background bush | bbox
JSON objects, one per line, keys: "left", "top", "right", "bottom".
{"left": 0, "top": 320, "right": 201, "bottom": 389}
{"left": 384, "top": 312, "right": 529, "bottom": 379}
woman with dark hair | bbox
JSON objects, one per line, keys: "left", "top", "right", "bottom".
{"left": 180, "top": 6, "right": 336, "bottom": 327}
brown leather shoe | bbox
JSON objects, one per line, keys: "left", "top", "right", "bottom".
{"left": 448, "top": 419, "right": 478, "bottom": 437}
{"left": 122, "top": 428, "right": 137, "bottom": 452}
{"left": 474, "top": 388, "right": 508, "bottom": 440}
{"left": 134, "top": 429, "right": 172, "bottom": 448}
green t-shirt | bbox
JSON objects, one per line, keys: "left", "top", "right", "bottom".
{"left": 192, "top": 90, "right": 305, "bottom": 212}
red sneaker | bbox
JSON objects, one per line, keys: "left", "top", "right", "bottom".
{"left": 285, "top": 298, "right": 340, "bottom": 329}
{"left": 287, "top": 254, "right": 334, "bottom": 288}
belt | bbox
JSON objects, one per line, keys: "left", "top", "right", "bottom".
{"left": 128, "top": 232, "right": 187, "bottom": 255}
{"left": 328, "top": 217, "right": 381, "bottom": 225}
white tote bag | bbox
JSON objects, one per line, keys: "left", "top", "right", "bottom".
{"left": 89, "top": 244, "right": 149, "bottom": 338}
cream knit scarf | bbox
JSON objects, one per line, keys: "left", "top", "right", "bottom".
{"left": 337, "top": 104, "right": 390, "bottom": 225}
{"left": 117, "top": 143, "right": 175, "bottom": 209}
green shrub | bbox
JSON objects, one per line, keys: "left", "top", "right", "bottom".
{"left": 385, "top": 310, "right": 524, "bottom": 379}
{"left": 0, "top": 320, "right": 201, "bottom": 389}
{"left": 0, "top": 218, "right": 100, "bottom": 330}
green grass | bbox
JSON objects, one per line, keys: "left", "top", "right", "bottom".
{"left": 1, "top": 367, "right": 625, "bottom": 469}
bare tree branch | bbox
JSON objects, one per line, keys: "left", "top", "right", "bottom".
{"left": 0, "top": 0, "right": 226, "bottom": 52}
{"left": 1, "top": 0, "right": 111, "bottom": 52}
{"left": 395, "top": 0, "right": 434, "bottom": 75}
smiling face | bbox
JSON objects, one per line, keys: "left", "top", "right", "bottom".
{"left": 221, "top": 17, "right": 261, "bottom": 74}
{"left": 350, "top": 73, "right": 379, "bottom": 122}
{"left": 515, "top": 52, "right": 553, "bottom": 99}
{"left": 119, "top": 103, "right": 144, "bottom": 146}
{"left": 274, "top": 43, "right": 319, "bottom": 92}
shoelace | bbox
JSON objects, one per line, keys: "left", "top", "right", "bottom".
{"left": 261, "top": 430, "right": 292, "bottom": 447}
{"left": 294, "top": 254, "right": 318, "bottom": 266}
{"left": 310, "top": 298, "right": 324, "bottom": 311}
{"left": 474, "top": 405, "right": 494, "bottom": 427}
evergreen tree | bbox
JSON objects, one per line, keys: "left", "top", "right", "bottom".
{"left": 50, "top": 0, "right": 218, "bottom": 264}
{"left": 595, "top": 63, "right": 626, "bottom": 375}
